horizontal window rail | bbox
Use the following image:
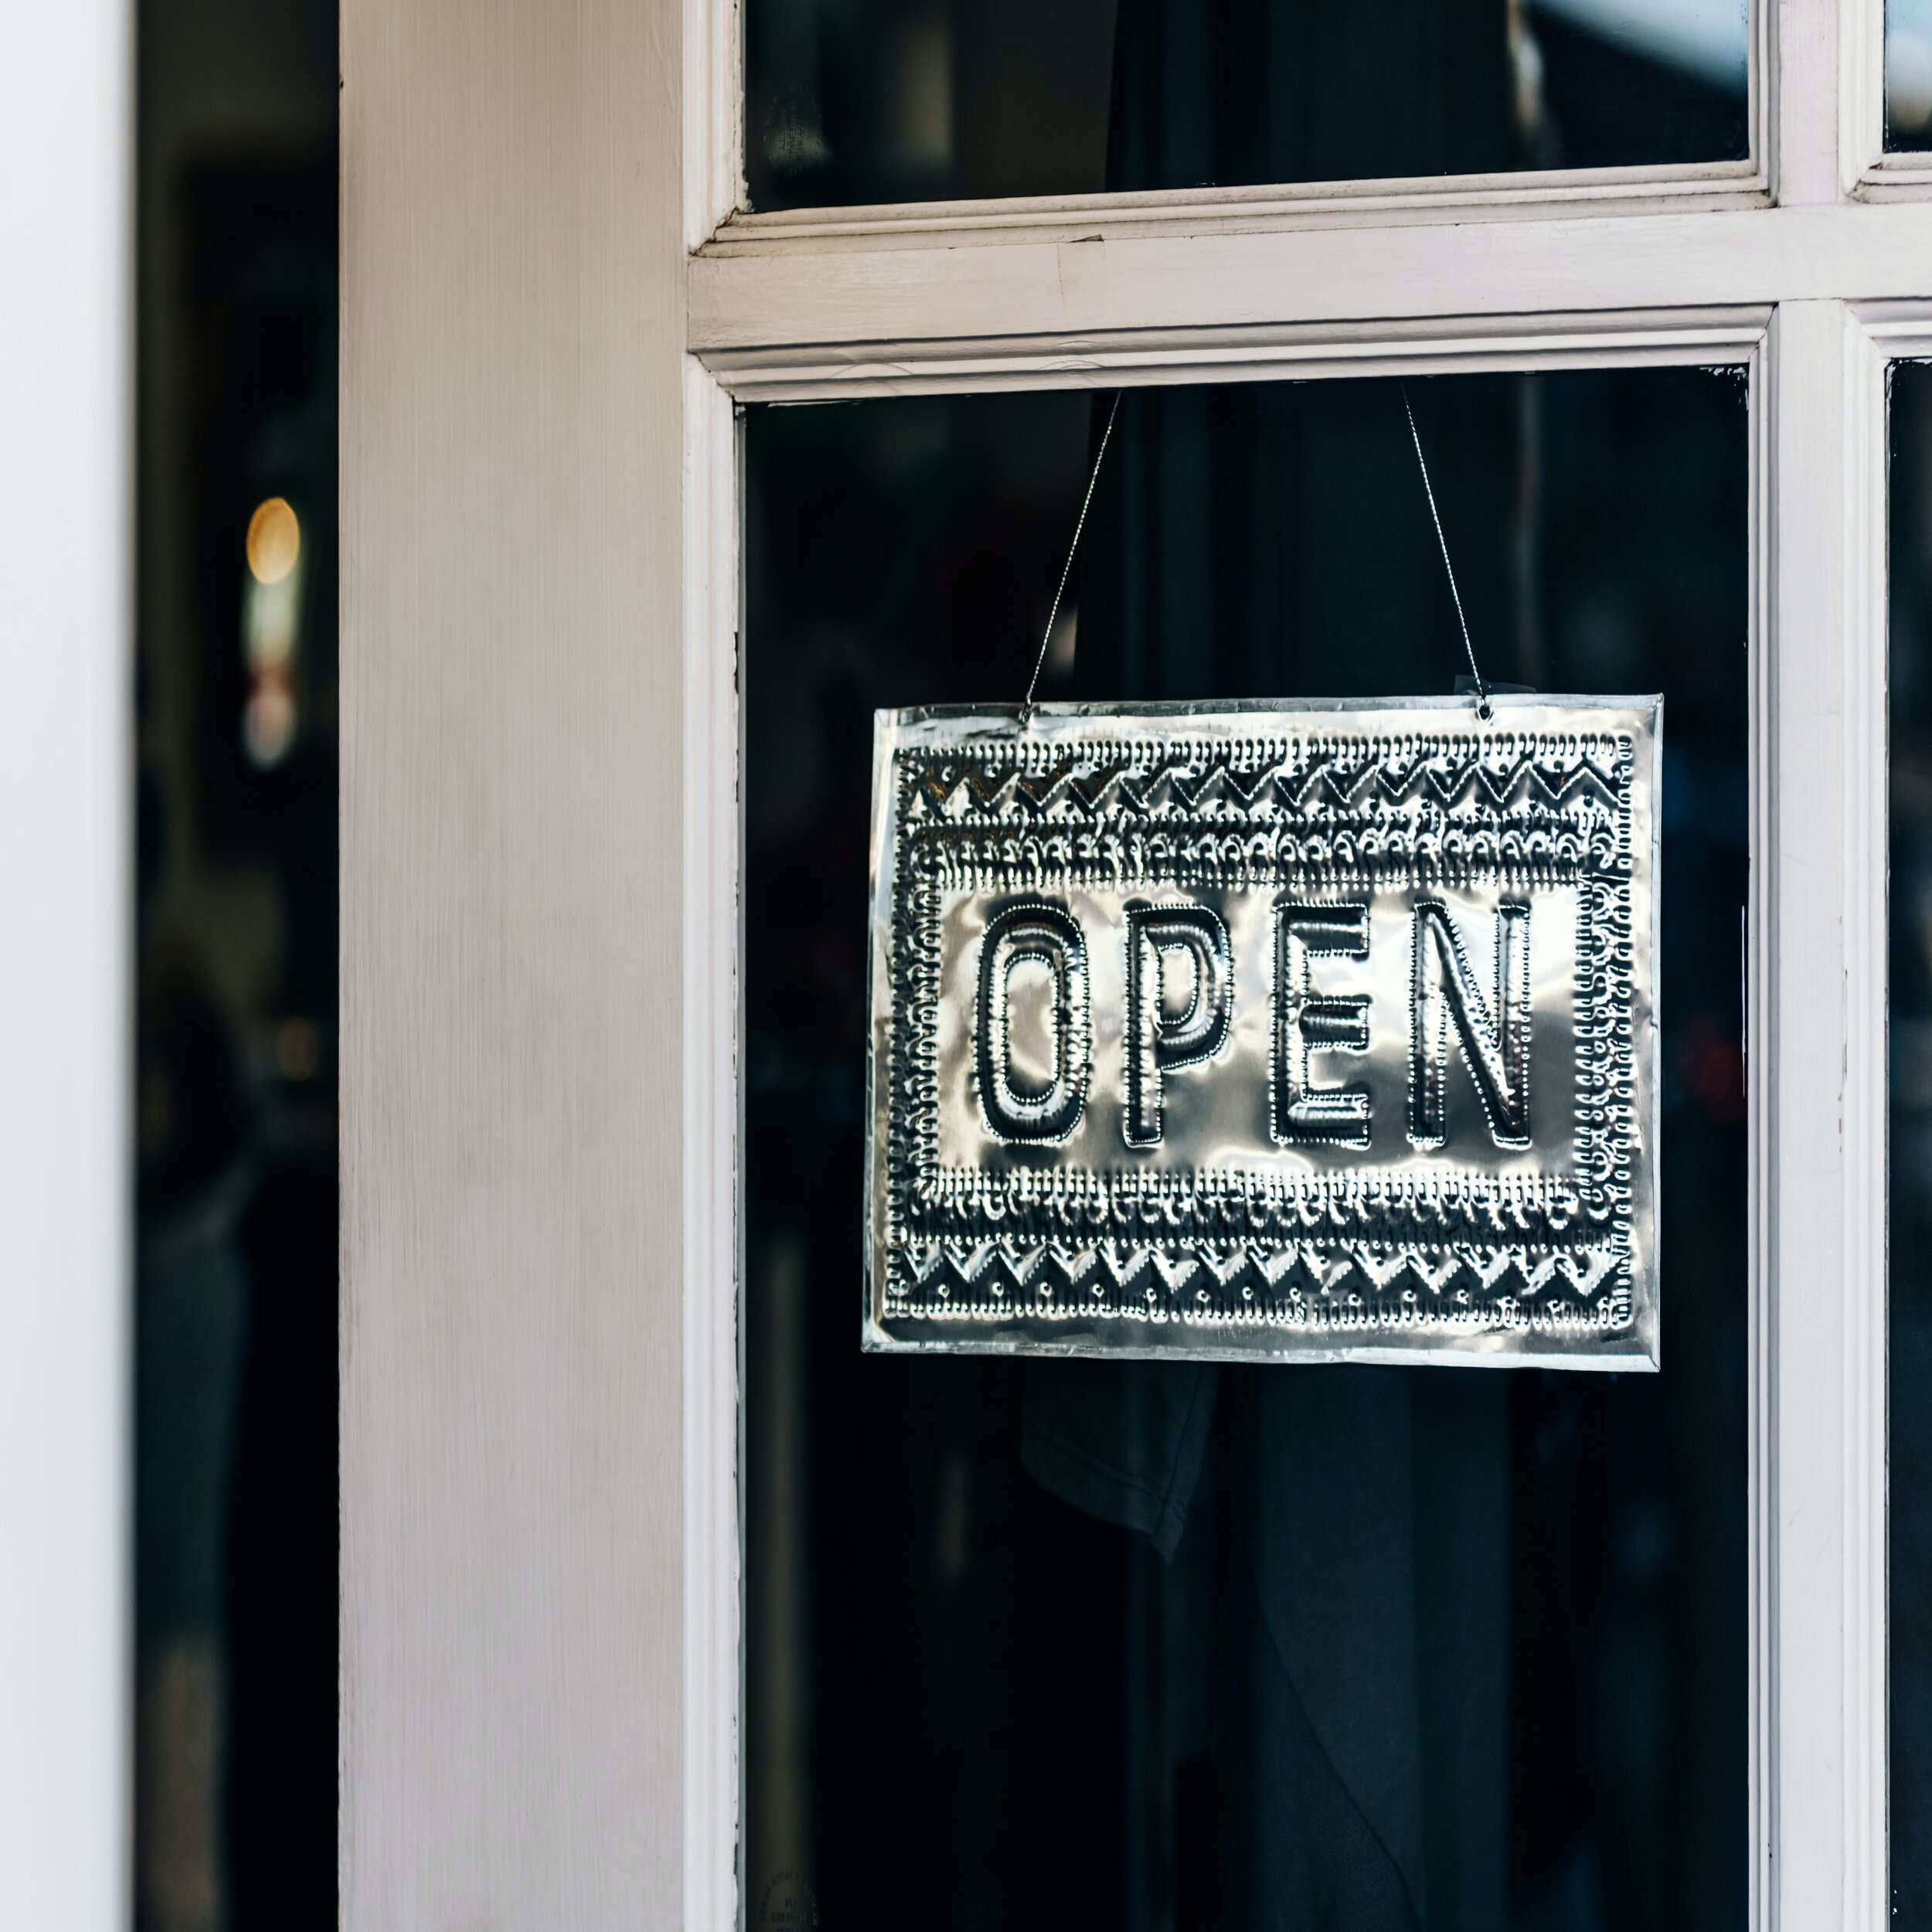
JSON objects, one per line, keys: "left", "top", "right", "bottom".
{"left": 688, "top": 201, "right": 1932, "bottom": 392}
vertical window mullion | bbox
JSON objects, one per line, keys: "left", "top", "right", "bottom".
{"left": 1762, "top": 297, "right": 1889, "bottom": 1932}
{"left": 682, "top": 362, "right": 743, "bottom": 1932}
{"left": 1850, "top": 311, "right": 1890, "bottom": 1932}
{"left": 1774, "top": 0, "right": 1848, "bottom": 200}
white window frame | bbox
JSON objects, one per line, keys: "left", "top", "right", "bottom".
{"left": 340, "top": 0, "right": 1923, "bottom": 1923}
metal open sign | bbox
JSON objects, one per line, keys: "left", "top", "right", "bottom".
{"left": 864, "top": 698, "right": 1661, "bottom": 1369}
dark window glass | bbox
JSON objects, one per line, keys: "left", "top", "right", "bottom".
{"left": 745, "top": 368, "right": 1749, "bottom": 1930}
{"left": 747, "top": 0, "right": 1750, "bottom": 211}
{"left": 135, "top": 2, "right": 339, "bottom": 1923}
{"left": 1889, "top": 359, "right": 1932, "bottom": 1918}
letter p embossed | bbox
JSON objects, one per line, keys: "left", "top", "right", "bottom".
{"left": 1124, "top": 903, "right": 1233, "bottom": 1148}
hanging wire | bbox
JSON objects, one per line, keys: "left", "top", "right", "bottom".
{"left": 1021, "top": 389, "right": 1123, "bottom": 724}
{"left": 1401, "top": 383, "right": 1492, "bottom": 722}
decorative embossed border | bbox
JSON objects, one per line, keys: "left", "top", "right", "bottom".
{"left": 865, "top": 699, "right": 1661, "bottom": 1368}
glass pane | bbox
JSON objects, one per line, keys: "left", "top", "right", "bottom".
{"left": 134, "top": 4, "right": 339, "bottom": 1926}
{"left": 1891, "top": 360, "right": 1932, "bottom": 1916}
{"left": 1891, "top": 0, "right": 1932, "bottom": 145}
{"left": 747, "top": 0, "right": 1750, "bottom": 211}
{"left": 745, "top": 368, "right": 1750, "bottom": 1930}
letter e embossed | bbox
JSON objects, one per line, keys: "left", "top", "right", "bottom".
{"left": 1272, "top": 900, "right": 1372, "bottom": 1148}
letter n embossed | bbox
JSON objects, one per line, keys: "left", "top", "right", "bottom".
{"left": 1410, "top": 900, "right": 1532, "bottom": 1150}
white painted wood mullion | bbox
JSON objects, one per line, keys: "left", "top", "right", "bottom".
{"left": 1841, "top": 308, "right": 1890, "bottom": 1932}
{"left": 682, "top": 359, "right": 742, "bottom": 1932}
{"left": 715, "top": 161, "right": 1764, "bottom": 250}
{"left": 706, "top": 308, "right": 1768, "bottom": 403}
{"left": 683, "top": 0, "right": 743, "bottom": 250}
{"left": 689, "top": 202, "right": 1932, "bottom": 373}
{"left": 1762, "top": 299, "right": 1889, "bottom": 1932}
{"left": 1767, "top": 294, "right": 1844, "bottom": 1932}
{"left": 1841, "top": 0, "right": 1886, "bottom": 189}
{"left": 1750, "top": 332, "right": 1773, "bottom": 1932}
{"left": 1841, "top": 301, "right": 1932, "bottom": 1930}
{"left": 1859, "top": 154, "right": 1932, "bottom": 192}
{"left": 1774, "top": 0, "right": 1843, "bottom": 202}
{"left": 682, "top": 0, "right": 745, "bottom": 1915}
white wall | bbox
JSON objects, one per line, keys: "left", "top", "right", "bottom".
{"left": 0, "top": 4, "right": 133, "bottom": 1927}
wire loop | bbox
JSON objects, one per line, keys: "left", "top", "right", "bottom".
{"left": 1022, "top": 387, "right": 1495, "bottom": 726}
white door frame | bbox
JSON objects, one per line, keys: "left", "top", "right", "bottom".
{"left": 0, "top": 4, "right": 131, "bottom": 1927}
{"left": 342, "top": 0, "right": 1917, "bottom": 1922}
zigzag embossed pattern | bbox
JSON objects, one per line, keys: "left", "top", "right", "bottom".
{"left": 905, "top": 732, "right": 1628, "bottom": 827}
{"left": 894, "top": 1239, "right": 1626, "bottom": 1336}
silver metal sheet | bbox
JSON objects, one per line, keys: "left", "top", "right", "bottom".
{"left": 864, "top": 697, "right": 1662, "bottom": 1369}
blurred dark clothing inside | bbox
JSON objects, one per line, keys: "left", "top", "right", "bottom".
{"left": 1025, "top": 1362, "right": 1510, "bottom": 1928}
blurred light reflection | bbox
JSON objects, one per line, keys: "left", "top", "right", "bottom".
{"left": 243, "top": 497, "right": 304, "bottom": 768}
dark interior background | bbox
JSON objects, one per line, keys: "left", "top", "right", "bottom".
{"left": 1889, "top": 359, "right": 1932, "bottom": 1924}
{"left": 134, "top": 2, "right": 338, "bottom": 1927}
{"left": 747, "top": 0, "right": 1750, "bottom": 209}
{"left": 744, "top": 368, "right": 1750, "bottom": 1931}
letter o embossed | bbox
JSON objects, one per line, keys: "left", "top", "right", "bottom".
{"left": 975, "top": 899, "right": 1091, "bottom": 1145}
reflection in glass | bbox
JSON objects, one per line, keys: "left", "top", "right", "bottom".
{"left": 134, "top": 13, "right": 339, "bottom": 1922}
{"left": 745, "top": 369, "right": 1748, "bottom": 1929}
{"left": 1890, "top": 361, "right": 1932, "bottom": 1917}
{"left": 747, "top": 0, "right": 1749, "bottom": 210}
{"left": 1892, "top": 0, "right": 1932, "bottom": 144}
